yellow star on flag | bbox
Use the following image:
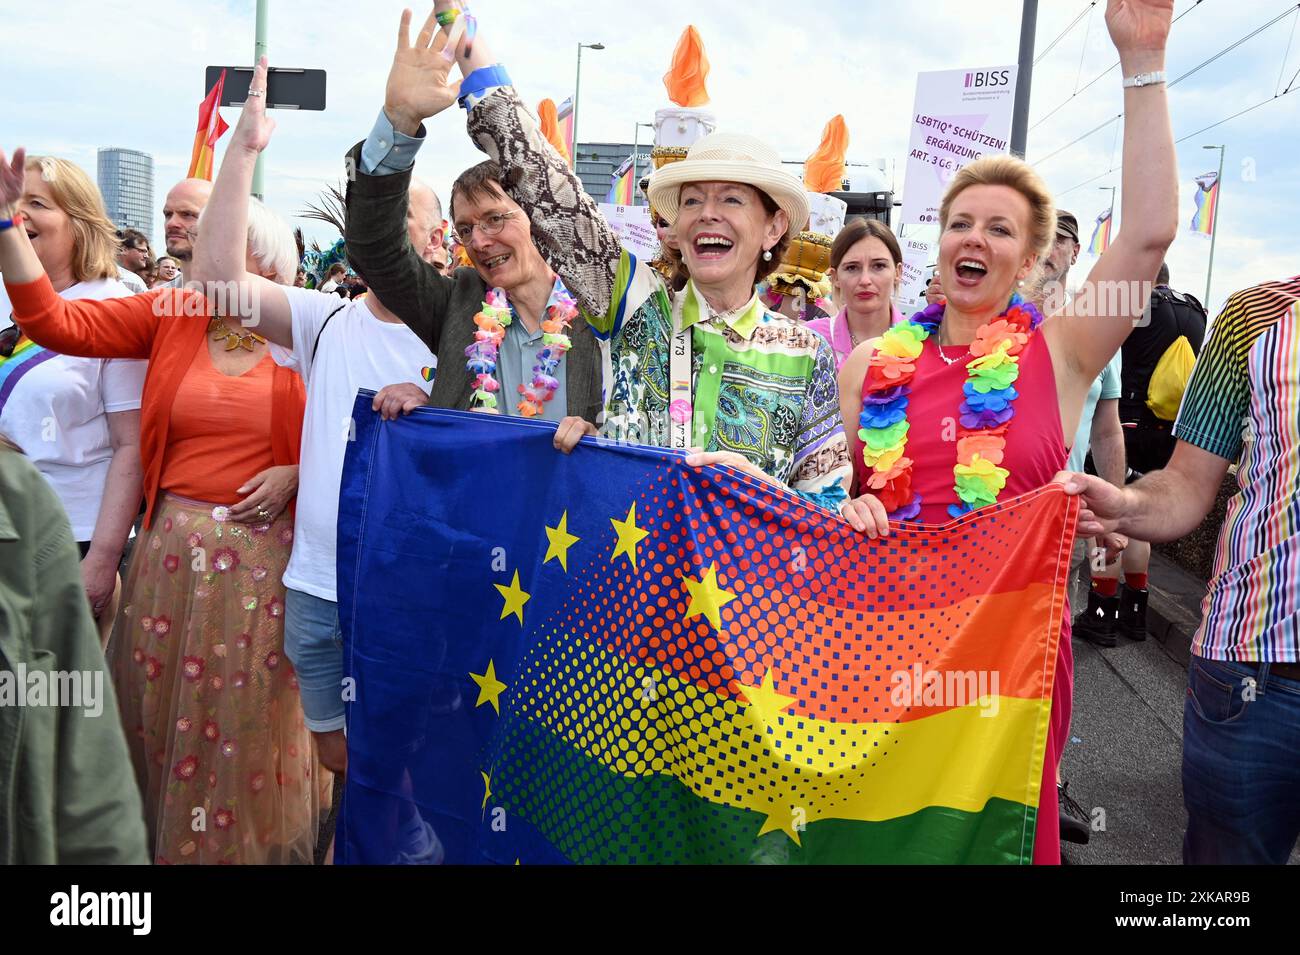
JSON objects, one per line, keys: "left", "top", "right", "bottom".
{"left": 610, "top": 502, "right": 650, "bottom": 570}
{"left": 757, "top": 806, "right": 805, "bottom": 846}
{"left": 470, "top": 659, "right": 507, "bottom": 715}
{"left": 481, "top": 770, "right": 493, "bottom": 816}
{"left": 543, "top": 511, "right": 581, "bottom": 571}
{"left": 494, "top": 570, "right": 530, "bottom": 624}
{"left": 735, "top": 668, "right": 796, "bottom": 725}
{"left": 682, "top": 563, "right": 737, "bottom": 630}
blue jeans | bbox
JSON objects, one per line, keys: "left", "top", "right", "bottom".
{"left": 283, "top": 588, "right": 346, "bottom": 733}
{"left": 1182, "top": 655, "right": 1300, "bottom": 864}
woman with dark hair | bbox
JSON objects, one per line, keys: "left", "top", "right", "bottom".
{"left": 807, "top": 218, "right": 904, "bottom": 370}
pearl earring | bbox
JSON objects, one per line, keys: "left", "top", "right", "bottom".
{"left": 762, "top": 250, "right": 773, "bottom": 262}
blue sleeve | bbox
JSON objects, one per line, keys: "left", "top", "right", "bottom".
{"left": 793, "top": 483, "right": 849, "bottom": 514}
{"left": 360, "top": 109, "right": 426, "bottom": 175}
{"left": 1100, "top": 352, "right": 1122, "bottom": 399}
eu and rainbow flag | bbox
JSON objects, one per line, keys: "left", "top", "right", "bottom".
{"left": 337, "top": 400, "right": 1075, "bottom": 864}
{"left": 187, "top": 69, "right": 229, "bottom": 180}
{"left": 1190, "top": 171, "right": 1219, "bottom": 236}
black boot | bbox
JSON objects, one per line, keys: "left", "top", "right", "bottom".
{"left": 1058, "top": 781, "right": 1091, "bottom": 845}
{"left": 1073, "top": 588, "right": 1118, "bottom": 647}
{"left": 1119, "top": 584, "right": 1149, "bottom": 641}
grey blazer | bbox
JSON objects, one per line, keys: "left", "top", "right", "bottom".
{"left": 342, "top": 141, "right": 603, "bottom": 424}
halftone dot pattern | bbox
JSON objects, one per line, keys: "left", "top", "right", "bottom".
{"left": 538, "top": 470, "right": 1066, "bottom": 724}
{"left": 478, "top": 480, "right": 1070, "bottom": 859}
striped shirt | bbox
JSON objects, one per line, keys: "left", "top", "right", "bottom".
{"left": 1173, "top": 276, "right": 1300, "bottom": 662}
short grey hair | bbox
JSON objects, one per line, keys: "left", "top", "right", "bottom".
{"left": 244, "top": 197, "right": 298, "bottom": 285}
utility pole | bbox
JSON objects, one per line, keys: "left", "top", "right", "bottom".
{"left": 1010, "top": 0, "right": 1038, "bottom": 158}
{"left": 251, "top": 0, "right": 269, "bottom": 199}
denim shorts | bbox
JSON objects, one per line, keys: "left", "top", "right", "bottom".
{"left": 283, "top": 588, "right": 346, "bottom": 733}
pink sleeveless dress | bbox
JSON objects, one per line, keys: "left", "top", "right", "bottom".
{"left": 859, "top": 331, "right": 1072, "bottom": 865}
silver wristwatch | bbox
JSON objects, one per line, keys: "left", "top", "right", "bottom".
{"left": 1123, "top": 70, "right": 1167, "bottom": 88}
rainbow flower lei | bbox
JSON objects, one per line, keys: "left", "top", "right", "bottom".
{"left": 464, "top": 276, "right": 578, "bottom": 416}
{"left": 858, "top": 293, "right": 1045, "bottom": 521}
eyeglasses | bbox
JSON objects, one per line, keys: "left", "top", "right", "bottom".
{"left": 452, "top": 210, "right": 518, "bottom": 242}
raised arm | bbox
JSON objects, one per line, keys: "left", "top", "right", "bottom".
{"left": 0, "top": 147, "right": 162, "bottom": 357}
{"left": 344, "top": 7, "right": 461, "bottom": 349}
{"left": 1048, "top": 0, "right": 1178, "bottom": 381}
{"left": 191, "top": 57, "right": 293, "bottom": 348}
{"left": 430, "top": 0, "right": 623, "bottom": 322}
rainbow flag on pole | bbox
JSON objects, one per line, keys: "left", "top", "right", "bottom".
{"left": 187, "top": 69, "right": 229, "bottom": 181}
{"left": 605, "top": 155, "right": 636, "bottom": 206}
{"left": 1088, "top": 207, "right": 1113, "bottom": 255}
{"left": 1190, "top": 171, "right": 1219, "bottom": 236}
{"left": 337, "top": 402, "right": 1075, "bottom": 864}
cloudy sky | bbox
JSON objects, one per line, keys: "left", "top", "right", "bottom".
{"left": 8, "top": 0, "right": 1298, "bottom": 315}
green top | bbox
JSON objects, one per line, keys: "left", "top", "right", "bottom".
{"left": 0, "top": 447, "right": 148, "bottom": 864}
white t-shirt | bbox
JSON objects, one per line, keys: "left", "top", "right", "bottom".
{"left": 0, "top": 278, "right": 147, "bottom": 540}
{"left": 116, "top": 266, "right": 149, "bottom": 294}
{"left": 271, "top": 288, "right": 437, "bottom": 602}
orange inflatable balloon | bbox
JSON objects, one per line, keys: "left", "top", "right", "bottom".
{"left": 537, "top": 98, "right": 570, "bottom": 163}
{"left": 663, "top": 26, "right": 711, "bottom": 107}
{"left": 804, "top": 115, "right": 850, "bottom": 194}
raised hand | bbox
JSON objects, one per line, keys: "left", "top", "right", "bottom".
{"left": 385, "top": 6, "right": 464, "bottom": 136}
{"left": 1105, "top": 0, "right": 1174, "bottom": 62}
{"left": 230, "top": 55, "right": 276, "bottom": 156}
{"left": 0, "top": 146, "right": 27, "bottom": 212}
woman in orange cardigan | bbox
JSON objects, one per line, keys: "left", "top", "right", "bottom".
{"left": 0, "top": 146, "right": 327, "bottom": 865}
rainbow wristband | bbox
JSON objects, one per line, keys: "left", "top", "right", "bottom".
{"left": 436, "top": 8, "right": 460, "bottom": 26}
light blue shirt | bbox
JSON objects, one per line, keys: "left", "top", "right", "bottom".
{"left": 360, "top": 110, "right": 424, "bottom": 176}
{"left": 1067, "top": 351, "right": 1122, "bottom": 473}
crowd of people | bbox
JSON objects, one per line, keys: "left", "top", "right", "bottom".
{"left": 0, "top": 0, "right": 1296, "bottom": 867}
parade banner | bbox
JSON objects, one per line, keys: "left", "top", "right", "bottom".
{"left": 336, "top": 400, "right": 1074, "bottom": 864}
{"left": 897, "top": 65, "right": 1018, "bottom": 313}
{"left": 597, "top": 202, "right": 658, "bottom": 261}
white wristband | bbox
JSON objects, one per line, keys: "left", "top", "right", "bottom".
{"left": 1123, "top": 70, "right": 1167, "bottom": 89}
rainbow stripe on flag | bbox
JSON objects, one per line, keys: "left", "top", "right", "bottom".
{"left": 1088, "top": 207, "right": 1112, "bottom": 255}
{"left": 1191, "top": 171, "right": 1219, "bottom": 236}
{"left": 605, "top": 155, "right": 636, "bottom": 206}
{"left": 337, "top": 403, "right": 1075, "bottom": 864}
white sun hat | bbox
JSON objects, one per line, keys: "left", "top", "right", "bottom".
{"left": 647, "top": 132, "right": 810, "bottom": 236}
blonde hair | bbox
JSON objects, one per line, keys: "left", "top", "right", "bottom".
{"left": 938, "top": 155, "right": 1057, "bottom": 259}
{"left": 24, "top": 156, "right": 120, "bottom": 283}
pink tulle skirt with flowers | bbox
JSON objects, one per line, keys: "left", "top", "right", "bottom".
{"left": 110, "top": 494, "right": 330, "bottom": 864}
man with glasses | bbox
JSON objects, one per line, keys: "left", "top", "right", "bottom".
{"left": 114, "top": 228, "right": 150, "bottom": 294}
{"left": 341, "top": 17, "right": 604, "bottom": 428}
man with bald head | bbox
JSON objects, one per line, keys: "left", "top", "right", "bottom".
{"left": 160, "top": 178, "right": 213, "bottom": 286}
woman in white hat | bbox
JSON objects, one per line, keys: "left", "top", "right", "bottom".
{"left": 380, "top": 3, "right": 881, "bottom": 530}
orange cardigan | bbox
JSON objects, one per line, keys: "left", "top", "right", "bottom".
{"left": 6, "top": 275, "right": 305, "bottom": 529}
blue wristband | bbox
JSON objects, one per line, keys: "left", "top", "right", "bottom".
{"left": 458, "top": 64, "right": 512, "bottom": 110}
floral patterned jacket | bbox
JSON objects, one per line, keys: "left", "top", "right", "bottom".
{"left": 465, "top": 86, "right": 852, "bottom": 511}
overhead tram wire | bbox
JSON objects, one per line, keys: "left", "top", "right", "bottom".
{"left": 1029, "top": 0, "right": 1210, "bottom": 132}
{"left": 1034, "top": 4, "right": 1300, "bottom": 167}
{"left": 1276, "top": 4, "right": 1300, "bottom": 95}
{"left": 1035, "top": 3, "right": 1095, "bottom": 66}
{"left": 1054, "top": 84, "right": 1300, "bottom": 199}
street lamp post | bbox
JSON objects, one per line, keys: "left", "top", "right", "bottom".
{"left": 572, "top": 42, "right": 605, "bottom": 171}
{"left": 251, "top": 0, "right": 269, "bottom": 199}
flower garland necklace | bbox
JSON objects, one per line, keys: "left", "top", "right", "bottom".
{"left": 464, "top": 276, "right": 577, "bottom": 416}
{"left": 857, "top": 293, "right": 1044, "bottom": 521}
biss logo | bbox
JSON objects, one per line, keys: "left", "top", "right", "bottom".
{"left": 964, "top": 69, "right": 1012, "bottom": 88}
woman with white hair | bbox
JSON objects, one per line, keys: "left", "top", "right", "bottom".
{"left": 0, "top": 145, "right": 327, "bottom": 864}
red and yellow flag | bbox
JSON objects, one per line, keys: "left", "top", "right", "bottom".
{"left": 188, "top": 70, "right": 230, "bottom": 181}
